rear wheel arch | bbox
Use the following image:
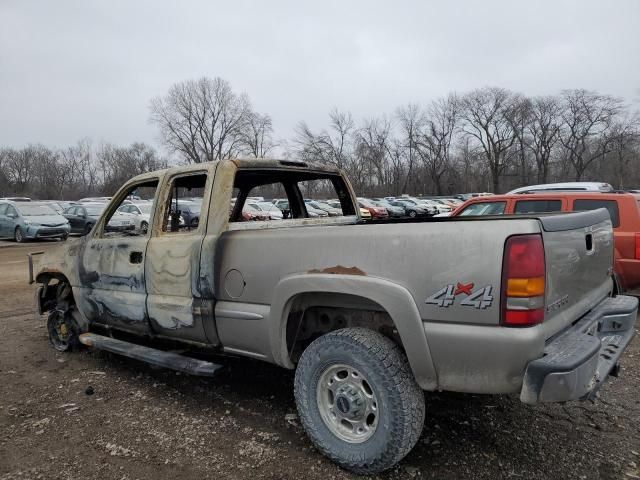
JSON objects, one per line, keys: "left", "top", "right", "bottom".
{"left": 271, "top": 273, "right": 438, "bottom": 390}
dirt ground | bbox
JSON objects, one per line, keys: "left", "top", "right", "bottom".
{"left": 0, "top": 241, "right": 639, "bottom": 480}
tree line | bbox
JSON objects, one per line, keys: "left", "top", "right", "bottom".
{"left": 1, "top": 76, "right": 638, "bottom": 199}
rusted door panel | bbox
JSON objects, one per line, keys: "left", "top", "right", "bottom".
{"left": 79, "top": 237, "right": 150, "bottom": 334}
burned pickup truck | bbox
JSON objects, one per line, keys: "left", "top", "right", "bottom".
{"left": 30, "top": 159, "right": 637, "bottom": 474}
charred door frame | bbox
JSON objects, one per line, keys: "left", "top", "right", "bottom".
{"left": 144, "top": 163, "right": 219, "bottom": 345}
{"left": 75, "top": 176, "right": 162, "bottom": 335}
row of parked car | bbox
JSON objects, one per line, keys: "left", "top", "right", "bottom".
{"left": 0, "top": 195, "right": 206, "bottom": 242}
{"left": 235, "top": 195, "right": 465, "bottom": 221}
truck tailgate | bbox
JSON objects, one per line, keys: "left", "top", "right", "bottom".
{"left": 539, "top": 208, "right": 614, "bottom": 337}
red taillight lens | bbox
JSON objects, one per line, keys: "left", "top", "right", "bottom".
{"left": 505, "top": 235, "right": 545, "bottom": 277}
{"left": 636, "top": 233, "right": 640, "bottom": 260}
{"left": 502, "top": 234, "right": 546, "bottom": 327}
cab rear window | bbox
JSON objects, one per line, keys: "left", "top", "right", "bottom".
{"left": 458, "top": 201, "right": 506, "bottom": 216}
{"left": 572, "top": 199, "right": 620, "bottom": 227}
{"left": 514, "top": 199, "right": 562, "bottom": 214}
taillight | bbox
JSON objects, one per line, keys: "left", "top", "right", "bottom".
{"left": 502, "top": 234, "right": 546, "bottom": 327}
{"left": 636, "top": 233, "right": 640, "bottom": 260}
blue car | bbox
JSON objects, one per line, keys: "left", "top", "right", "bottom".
{"left": 0, "top": 201, "right": 71, "bottom": 242}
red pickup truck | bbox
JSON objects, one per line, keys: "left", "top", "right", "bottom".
{"left": 451, "top": 192, "right": 640, "bottom": 294}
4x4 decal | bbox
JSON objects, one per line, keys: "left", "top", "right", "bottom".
{"left": 425, "top": 282, "right": 494, "bottom": 309}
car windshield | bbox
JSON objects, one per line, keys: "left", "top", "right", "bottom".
{"left": 359, "top": 199, "right": 375, "bottom": 207}
{"left": 458, "top": 201, "right": 506, "bottom": 216}
{"left": 16, "top": 204, "right": 56, "bottom": 216}
{"left": 85, "top": 205, "right": 105, "bottom": 216}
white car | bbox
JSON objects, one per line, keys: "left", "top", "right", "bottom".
{"left": 117, "top": 202, "right": 153, "bottom": 233}
{"left": 248, "top": 201, "right": 284, "bottom": 220}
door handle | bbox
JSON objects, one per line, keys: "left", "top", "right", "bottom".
{"left": 130, "top": 251, "right": 143, "bottom": 264}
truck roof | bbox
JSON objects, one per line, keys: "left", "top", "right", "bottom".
{"left": 127, "top": 159, "right": 340, "bottom": 184}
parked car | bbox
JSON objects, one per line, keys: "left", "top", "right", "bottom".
{"left": 175, "top": 200, "right": 202, "bottom": 228}
{"left": 371, "top": 199, "right": 405, "bottom": 217}
{"left": 303, "top": 201, "right": 329, "bottom": 217}
{"left": 117, "top": 202, "right": 154, "bottom": 233}
{"left": 242, "top": 203, "right": 271, "bottom": 221}
{"left": 0, "top": 201, "right": 70, "bottom": 242}
{"left": 248, "top": 201, "right": 283, "bottom": 220}
{"left": 389, "top": 199, "right": 430, "bottom": 218}
{"left": 306, "top": 200, "right": 342, "bottom": 217}
{"left": 358, "top": 198, "right": 388, "bottom": 219}
{"left": 398, "top": 196, "right": 438, "bottom": 215}
{"left": 451, "top": 191, "right": 640, "bottom": 294}
{"left": 63, "top": 203, "right": 134, "bottom": 234}
{"left": 31, "top": 158, "right": 637, "bottom": 474}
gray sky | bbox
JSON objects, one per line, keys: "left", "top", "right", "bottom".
{"left": 1, "top": 0, "right": 639, "bottom": 153}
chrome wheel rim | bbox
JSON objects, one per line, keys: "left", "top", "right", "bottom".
{"left": 15, "top": 228, "right": 22, "bottom": 242}
{"left": 316, "top": 363, "right": 379, "bottom": 443}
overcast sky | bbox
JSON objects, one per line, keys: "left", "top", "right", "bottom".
{"left": 1, "top": 0, "right": 639, "bottom": 154}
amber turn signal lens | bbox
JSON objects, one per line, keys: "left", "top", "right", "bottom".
{"left": 506, "top": 276, "right": 545, "bottom": 297}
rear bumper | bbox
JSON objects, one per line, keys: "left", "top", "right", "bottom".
{"left": 520, "top": 295, "right": 637, "bottom": 404}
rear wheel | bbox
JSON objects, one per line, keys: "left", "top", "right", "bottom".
{"left": 14, "top": 226, "right": 26, "bottom": 243}
{"left": 408, "top": 210, "right": 417, "bottom": 218}
{"left": 140, "top": 221, "right": 149, "bottom": 234}
{"left": 294, "top": 328, "right": 425, "bottom": 474}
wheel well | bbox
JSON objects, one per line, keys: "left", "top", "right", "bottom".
{"left": 36, "top": 273, "right": 75, "bottom": 313}
{"left": 285, "top": 292, "right": 401, "bottom": 363}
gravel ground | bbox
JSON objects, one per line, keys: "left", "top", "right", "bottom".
{"left": 0, "top": 242, "right": 639, "bottom": 480}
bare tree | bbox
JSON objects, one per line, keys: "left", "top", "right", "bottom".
{"left": 524, "top": 96, "right": 563, "bottom": 183}
{"left": 241, "top": 112, "right": 275, "bottom": 158}
{"left": 355, "top": 116, "right": 393, "bottom": 191}
{"left": 460, "top": 87, "right": 518, "bottom": 193}
{"left": 149, "top": 77, "right": 253, "bottom": 163}
{"left": 98, "top": 143, "right": 167, "bottom": 193}
{"left": 559, "top": 89, "right": 624, "bottom": 180}
{"left": 607, "top": 113, "right": 640, "bottom": 189}
{"left": 415, "top": 95, "right": 459, "bottom": 194}
{"left": 294, "top": 109, "right": 356, "bottom": 171}
{"left": 396, "top": 104, "right": 424, "bottom": 193}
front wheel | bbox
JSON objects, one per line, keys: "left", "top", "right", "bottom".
{"left": 14, "top": 226, "right": 26, "bottom": 243}
{"left": 47, "top": 309, "right": 79, "bottom": 352}
{"left": 140, "top": 221, "right": 149, "bottom": 234}
{"left": 408, "top": 210, "right": 417, "bottom": 218}
{"left": 294, "top": 328, "right": 425, "bottom": 475}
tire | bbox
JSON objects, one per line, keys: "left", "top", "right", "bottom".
{"left": 61, "top": 233, "right": 69, "bottom": 241}
{"left": 47, "top": 309, "right": 79, "bottom": 352}
{"left": 140, "top": 221, "right": 149, "bottom": 234}
{"left": 408, "top": 210, "right": 417, "bottom": 218}
{"left": 14, "top": 226, "right": 26, "bottom": 243}
{"left": 294, "top": 328, "right": 425, "bottom": 474}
